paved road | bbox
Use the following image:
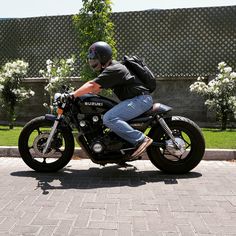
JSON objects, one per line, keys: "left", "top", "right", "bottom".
{"left": 0, "top": 158, "right": 236, "bottom": 236}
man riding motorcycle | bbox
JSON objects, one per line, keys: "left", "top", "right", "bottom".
{"left": 71, "top": 41, "right": 153, "bottom": 158}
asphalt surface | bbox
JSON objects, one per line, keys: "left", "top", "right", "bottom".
{"left": 0, "top": 158, "right": 236, "bottom": 235}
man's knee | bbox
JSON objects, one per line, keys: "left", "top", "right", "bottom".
{"left": 103, "top": 112, "right": 116, "bottom": 127}
{"left": 103, "top": 113, "right": 111, "bottom": 126}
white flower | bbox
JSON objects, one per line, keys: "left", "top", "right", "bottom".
{"left": 222, "top": 78, "right": 230, "bottom": 83}
{"left": 46, "top": 59, "right": 53, "bottom": 65}
{"left": 217, "top": 74, "right": 224, "bottom": 79}
{"left": 66, "top": 58, "right": 74, "bottom": 64}
{"left": 56, "top": 67, "right": 62, "bottom": 74}
{"left": 46, "top": 65, "right": 52, "bottom": 73}
{"left": 39, "top": 69, "right": 45, "bottom": 75}
{"left": 0, "top": 76, "right": 5, "bottom": 83}
{"left": 230, "top": 72, "right": 236, "bottom": 79}
{"left": 208, "top": 79, "right": 219, "bottom": 87}
{"left": 21, "top": 92, "right": 28, "bottom": 97}
{"left": 228, "top": 96, "right": 236, "bottom": 106}
{"left": 197, "top": 77, "right": 203, "bottom": 81}
{"left": 12, "top": 89, "right": 21, "bottom": 95}
{"left": 218, "top": 62, "right": 226, "bottom": 69}
{"left": 2, "top": 60, "right": 28, "bottom": 77}
{"left": 51, "top": 77, "right": 59, "bottom": 83}
{"left": 0, "top": 84, "right": 4, "bottom": 92}
{"left": 29, "top": 90, "right": 35, "bottom": 96}
{"left": 224, "top": 67, "right": 232, "bottom": 73}
{"left": 44, "top": 83, "right": 52, "bottom": 92}
{"left": 4, "top": 70, "right": 13, "bottom": 78}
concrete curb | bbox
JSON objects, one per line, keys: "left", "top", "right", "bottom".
{"left": 0, "top": 146, "right": 235, "bottom": 160}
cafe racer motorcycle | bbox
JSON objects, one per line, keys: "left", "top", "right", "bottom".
{"left": 18, "top": 90, "right": 205, "bottom": 174}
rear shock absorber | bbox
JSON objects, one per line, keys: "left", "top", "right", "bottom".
{"left": 157, "top": 116, "right": 181, "bottom": 150}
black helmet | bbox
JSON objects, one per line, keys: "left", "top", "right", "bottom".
{"left": 88, "top": 41, "right": 112, "bottom": 65}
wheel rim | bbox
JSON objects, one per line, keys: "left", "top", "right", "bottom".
{"left": 156, "top": 126, "right": 194, "bottom": 163}
{"left": 27, "top": 124, "right": 66, "bottom": 165}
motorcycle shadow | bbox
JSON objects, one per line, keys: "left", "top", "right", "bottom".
{"left": 11, "top": 163, "right": 202, "bottom": 195}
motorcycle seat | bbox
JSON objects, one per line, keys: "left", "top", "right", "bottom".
{"left": 144, "top": 103, "right": 172, "bottom": 116}
{"left": 129, "top": 103, "right": 172, "bottom": 123}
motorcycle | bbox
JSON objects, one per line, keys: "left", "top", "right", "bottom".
{"left": 18, "top": 88, "right": 205, "bottom": 174}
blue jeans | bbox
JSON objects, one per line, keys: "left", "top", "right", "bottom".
{"left": 103, "top": 95, "right": 153, "bottom": 146}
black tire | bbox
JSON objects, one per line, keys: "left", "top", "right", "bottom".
{"left": 147, "top": 116, "right": 205, "bottom": 174}
{"left": 18, "top": 116, "right": 75, "bottom": 172}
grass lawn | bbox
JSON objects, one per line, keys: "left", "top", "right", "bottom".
{"left": 0, "top": 126, "right": 22, "bottom": 146}
{"left": 202, "top": 128, "right": 236, "bottom": 149}
{"left": 0, "top": 125, "right": 235, "bottom": 149}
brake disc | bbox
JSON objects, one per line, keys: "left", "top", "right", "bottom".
{"left": 33, "top": 133, "right": 56, "bottom": 158}
{"left": 165, "top": 137, "right": 186, "bottom": 156}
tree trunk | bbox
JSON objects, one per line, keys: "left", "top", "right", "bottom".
{"left": 8, "top": 106, "right": 15, "bottom": 130}
{"left": 221, "top": 112, "right": 227, "bottom": 131}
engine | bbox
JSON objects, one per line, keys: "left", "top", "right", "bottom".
{"left": 76, "top": 112, "right": 125, "bottom": 154}
{"left": 73, "top": 94, "right": 134, "bottom": 157}
{"left": 90, "top": 131, "right": 127, "bottom": 155}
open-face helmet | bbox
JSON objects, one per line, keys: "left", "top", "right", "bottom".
{"left": 88, "top": 41, "right": 112, "bottom": 71}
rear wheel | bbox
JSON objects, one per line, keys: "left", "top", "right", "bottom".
{"left": 18, "top": 116, "right": 74, "bottom": 172}
{"left": 147, "top": 116, "right": 205, "bottom": 174}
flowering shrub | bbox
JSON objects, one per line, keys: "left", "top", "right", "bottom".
{"left": 40, "top": 57, "right": 75, "bottom": 94}
{"left": 39, "top": 56, "right": 75, "bottom": 110}
{"left": 190, "top": 62, "right": 236, "bottom": 130}
{"left": 0, "top": 60, "right": 35, "bottom": 129}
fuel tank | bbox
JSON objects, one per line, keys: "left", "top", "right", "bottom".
{"left": 75, "top": 94, "right": 118, "bottom": 114}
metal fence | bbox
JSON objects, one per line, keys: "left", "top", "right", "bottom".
{"left": 0, "top": 6, "right": 236, "bottom": 77}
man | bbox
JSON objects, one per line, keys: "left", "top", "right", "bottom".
{"left": 72, "top": 41, "right": 153, "bottom": 157}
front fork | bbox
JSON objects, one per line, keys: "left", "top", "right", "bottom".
{"left": 42, "top": 114, "right": 62, "bottom": 155}
{"left": 42, "top": 103, "right": 65, "bottom": 155}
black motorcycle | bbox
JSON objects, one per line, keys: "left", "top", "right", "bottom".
{"left": 18, "top": 90, "right": 205, "bottom": 174}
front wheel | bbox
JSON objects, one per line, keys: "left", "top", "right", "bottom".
{"left": 147, "top": 116, "right": 205, "bottom": 174}
{"left": 18, "top": 116, "right": 75, "bottom": 172}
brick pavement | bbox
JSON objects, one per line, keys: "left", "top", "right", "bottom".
{"left": 0, "top": 158, "right": 236, "bottom": 235}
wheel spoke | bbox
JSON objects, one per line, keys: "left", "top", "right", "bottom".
{"left": 36, "top": 127, "right": 42, "bottom": 135}
{"left": 55, "top": 149, "right": 63, "bottom": 158}
{"left": 183, "top": 139, "right": 191, "bottom": 147}
{"left": 173, "top": 154, "right": 182, "bottom": 160}
{"left": 163, "top": 150, "right": 182, "bottom": 160}
{"left": 56, "top": 149, "right": 63, "bottom": 154}
{"left": 185, "top": 143, "right": 191, "bottom": 149}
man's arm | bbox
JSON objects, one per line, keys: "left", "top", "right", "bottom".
{"left": 72, "top": 81, "right": 102, "bottom": 98}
